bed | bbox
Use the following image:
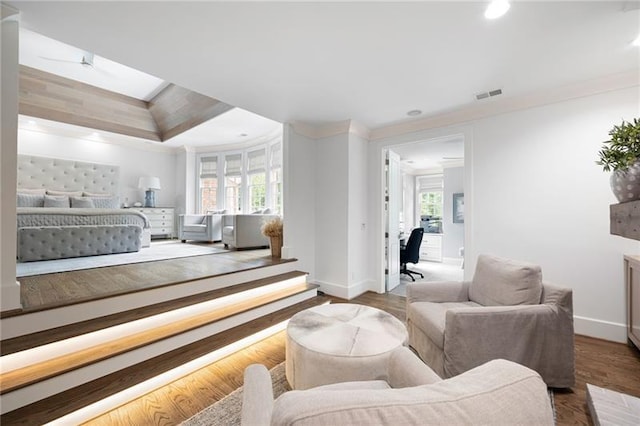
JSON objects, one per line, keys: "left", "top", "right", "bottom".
{"left": 16, "top": 154, "right": 152, "bottom": 262}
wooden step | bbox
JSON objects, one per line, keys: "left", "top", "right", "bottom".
{"left": 2, "top": 259, "right": 300, "bottom": 340}
{"left": 0, "top": 275, "right": 314, "bottom": 395}
{"left": 2, "top": 270, "right": 307, "bottom": 355}
{"left": 0, "top": 295, "right": 330, "bottom": 426}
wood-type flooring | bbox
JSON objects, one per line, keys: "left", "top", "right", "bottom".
{"left": 17, "top": 248, "right": 285, "bottom": 311}
{"left": 86, "top": 292, "right": 640, "bottom": 426}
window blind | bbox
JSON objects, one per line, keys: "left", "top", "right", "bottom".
{"left": 225, "top": 154, "right": 242, "bottom": 177}
{"left": 199, "top": 156, "right": 218, "bottom": 179}
{"left": 270, "top": 142, "right": 282, "bottom": 168}
{"left": 417, "top": 174, "right": 443, "bottom": 191}
{"left": 247, "top": 149, "right": 266, "bottom": 174}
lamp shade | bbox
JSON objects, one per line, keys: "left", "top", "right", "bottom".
{"left": 138, "top": 176, "right": 161, "bottom": 190}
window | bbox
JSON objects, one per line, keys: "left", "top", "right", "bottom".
{"left": 196, "top": 138, "right": 283, "bottom": 214}
{"left": 420, "top": 191, "right": 443, "bottom": 218}
{"left": 199, "top": 156, "right": 218, "bottom": 213}
{"left": 247, "top": 148, "right": 266, "bottom": 211}
{"left": 269, "top": 142, "right": 282, "bottom": 213}
{"left": 225, "top": 153, "right": 242, "bottom": 212}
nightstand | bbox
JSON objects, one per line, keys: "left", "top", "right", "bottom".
{"left": 131, "top": 207, "right": 174, "bottom": 239}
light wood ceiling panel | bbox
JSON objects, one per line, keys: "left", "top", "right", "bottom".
{"left": 148, "top": 83, "right": 234, "bottom": 141}
{"left": 19, "top": 65, "right": 161, "bottom": 141}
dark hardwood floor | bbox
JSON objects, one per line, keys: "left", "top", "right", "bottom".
{"left": 17, "top": 246, "right": 287, "bottom": 311}
{"left": 86, "top": 292, "right": 640, "bottom": 426}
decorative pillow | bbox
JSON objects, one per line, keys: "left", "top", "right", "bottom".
{"left": 207, "top": 209, "right": 227, "bottom": 215}
{"left": 90, "top": 196, "right": 120, "bottom": 209}
{"left": 252, "top": 209, "right": 263, "bottom": 214}
{"left": 47, "top": 189, "right": 83, "bottom": 197}
{"left": 262, "top": 208, "right": 272, "bottom": 214}
{"left": 83, "top": 191, "right": 112, "bottom": 197}
{"left": 18, "top": 188, "right": 46, "bottom": 195}
{"left": 17, "top": 193, "right": 45, "bottom": 207}
{"left": 44, "top": 194, "right": 70, "bottom": 208}
{"left": 469, "top": 254, "right": 543, "bottom": 306}
{"left": 71, "top": 196, "right": 95, "bottom": 208}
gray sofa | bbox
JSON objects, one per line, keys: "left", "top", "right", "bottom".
{"left": 407, "top": 254, "right": 575, "bottom": 388}
{"left": 241, "top": 347, "right": 554, "bottom": 426}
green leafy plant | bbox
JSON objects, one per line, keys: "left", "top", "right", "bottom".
{"left": 597, "top": 118, "right": 640, "bottom": 172}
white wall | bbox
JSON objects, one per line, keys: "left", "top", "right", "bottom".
{"left": 367, "top": 84, "right": 639, "bottom": 342}
{"left": 442, "top": 166, "right": 464, "bottom": 259}
{"left": 0, "top": 8, "right": 21, "bottom": 310}
{"left": 402, "top": 172, "right": 416, "bottom": 232}
{"left": 17, "top": 129, "right": 179, "bottom": 208}
{"left": 347, "top": 133, "right": 371, "bottom": 295}
{"left": 314, "top": 133, "right": 349, "bottom": 293}
{"left": 282, "top": 125, "right": 317, "bottom": 281}
{"left": 471, "top": 86, "right": 639, "bottom": 342}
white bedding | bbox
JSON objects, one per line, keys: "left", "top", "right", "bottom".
{"left": 17, "top": 207, "right": 150, "bottom": 229}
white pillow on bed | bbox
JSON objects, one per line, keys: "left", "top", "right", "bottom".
{"left": 44, "top": 194, "right": 69, "bottom": 208}
{"left": 18, "top": 188, "right": 46, "bottom": 195}
{"left": 17, "top": 193, "right": 45, "bottom": 207}
{"left": 71, "top": 196, "right": 95, "bottom": 208}
{"left": 89, "top": 196, "right": 120, "bottom": 209}
{"left": 47, "top": 189, "right": 82, "bottom": 197}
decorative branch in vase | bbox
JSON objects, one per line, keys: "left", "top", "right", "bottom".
{"left": 597, "top": 118, "right": 640, "bottom": 203}
{"left": 261, "top": 217, "right": 283, "bottom": 258}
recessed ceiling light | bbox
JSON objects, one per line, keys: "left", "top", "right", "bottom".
{"left": 407, "top": 110, "right": 422, "bottom": 117}
{"left": 240, "top": 133, "right": 248, "bottom": 137}
{"left": 28, "top": 120, "right": 36, "bottom": 125}
{"left": 91, "top": 132, "right": 100, "bottom": 137}
{"left": 485, "top": 0, "right": 510, "bottom": 20}
{"left": 633, "top": 34, "right": 640, "bottom": 47}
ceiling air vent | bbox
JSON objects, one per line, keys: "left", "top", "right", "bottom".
{"left": 475, "top": 88, "right": 503, "bottom": 101}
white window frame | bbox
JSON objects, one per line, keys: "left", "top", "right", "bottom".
{"left": 195, "top": 137, "right": 282, "bottom": 214}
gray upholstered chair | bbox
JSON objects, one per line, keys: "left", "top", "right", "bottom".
{"left": 178, "top": 214, "right": 223, "bottom": 243}
{"left": 241, "top": 347, "right": 554, "bottom": 426}
{"left": 407, "top": 254, "right": 575, "bottom": 388}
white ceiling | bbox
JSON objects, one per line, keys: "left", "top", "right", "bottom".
{"left": 391, "top": 136, "right": 464, "bottom": 173}
{"left": 9, "top": 1, "right": 639, "bottom": 133}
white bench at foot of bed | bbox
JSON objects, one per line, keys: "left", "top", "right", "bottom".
{"left": 18, "top": 225, "right": 142, "bottom": 262}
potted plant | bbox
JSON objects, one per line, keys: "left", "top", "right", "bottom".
{"left": 597, "top": 118, "right": 640, "bottom": 203}
{"left": 261, "top": 217, "right": 283, "bottom": 258}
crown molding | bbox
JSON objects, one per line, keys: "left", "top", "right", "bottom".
{"left": 370, "top": 69, "right": 640, "bottom": 141}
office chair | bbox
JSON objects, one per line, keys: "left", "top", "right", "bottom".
{"left": 400, "top": 227, "right": 424, "bottom": 281}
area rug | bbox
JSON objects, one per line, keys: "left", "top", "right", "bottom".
{"left": 181, "top": 363, "right": 556, "bottom": 425}
{"left": 181, "top": 363, "right": 290, "bottom": 426}
{"left": 16, "top": 240, "right": 228, "bottom": 277}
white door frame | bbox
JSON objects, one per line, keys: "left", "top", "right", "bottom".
{"left": 371, "top": 125, "right": 474, "bottom": 294}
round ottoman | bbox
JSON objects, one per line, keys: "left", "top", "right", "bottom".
{"left": 285, "top": 303, "right": 408, "bottom": 390}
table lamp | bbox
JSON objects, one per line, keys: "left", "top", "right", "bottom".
{"left": 138, "top": 176, "right": 161, "bottom": 208}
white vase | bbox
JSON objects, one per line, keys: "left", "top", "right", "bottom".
{"left": 611, "top": 161, "right": 640, "bottom": 203}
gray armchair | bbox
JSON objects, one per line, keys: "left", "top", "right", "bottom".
{"left": 407, "top": 254, "right": 575, "bottom": 388}
{"left": 177, "top": 214, "right": 223, "bottom": 243}
{"left": 241, "top": 347, "right": 554, "bottom": 426}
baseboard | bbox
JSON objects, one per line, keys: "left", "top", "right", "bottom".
{"left": 574, "top": 315, "right": 627, "bottom": 343}
{"left": 313, "top": 279, "right": 372, "bottom": 300}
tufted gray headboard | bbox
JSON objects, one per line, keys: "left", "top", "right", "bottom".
{"left": 17, "top": 155, "right": 120, "bottom": 194}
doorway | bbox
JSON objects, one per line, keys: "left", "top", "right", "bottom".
{"left": 382, "top": 135, "right": 466, "bottom": 296}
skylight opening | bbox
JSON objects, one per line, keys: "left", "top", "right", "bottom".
{"left": 484, "top": 0, "right": 510, "bottom": 20}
